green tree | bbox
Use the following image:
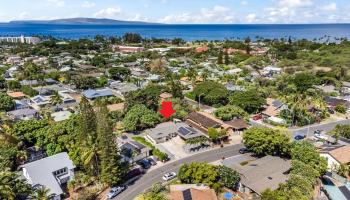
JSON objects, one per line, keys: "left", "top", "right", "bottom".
{"left": 178, "top": 162, "right": 220, "bottom": 188}
{"left": 0, "top": 171, "right": 32, "bottom": 200}
{"left": 96, "top": 105, "right": 125, "bottom": 186}
{"left": 50, "top": 91, "right": 63, "bottom": 108}
{"left": 335, "top": 104, "right": 346, "bottom": 114}
{"left": 0, "top": 92, "right": 14, "bottom": 112}
{"left": 193, "top": 81, "right": 228, "bottom": 106}
{"left": 109, "top": 67, "right": 131, "bottom": 81}
{"left": 224, "top": 50, "right": 229, "bottom": 65}
{"left": 123, "top": 104, "right": 159, "bottom": 131}
{"left": 217, "top": 50, "right": 223, "bottom": 64}
{"left": 217, "top": 165, "right": 240, "bottom": 189}
{"left": 291, "top": 141, "right": 327, "bottom": 175}
{"left": 30, "top": 186, "right": 54, "bottom": 200}
{"left": 332, "top": 124, "right": 350, "bottom": 139}
{"left": 229, "top": 90, "right": 266, "bottom": 114}
{"left": 243, "top": 127, "right": 291, "bottom": 156}
{"left": 214, "top": 105, "right": 248, "bottom": 121}
{"left": 123, "top": 33, "right": 142, "bottom": 43}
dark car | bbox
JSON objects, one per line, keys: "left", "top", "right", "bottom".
{"left": 137, "top": 159, "right": 151, "bottom": 169}
{"left": 239, "top": 147, "right": 250, "bottom": 154}
{"left": 294, "top": 135, "right": 306, "bottom": 141}
{"left": 148, "top": 158, "right": 157, "bottom": 166}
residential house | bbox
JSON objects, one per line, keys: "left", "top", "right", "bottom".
{"left": 109, "top": 81, "right": 138, "bottom": 98}
{"left": 225, "top": 156, "right": 291, "bottom": 197}
{"left": 14, "top": 99, "right": 31, "bottom": 110}
{"left": 224, "top": 83, "right": 246, "bottom": 92}
{"left": 315, "top": 84, "right": 337, "bottom": 94}
{"left": 20, "top": 80, "right": 39, "bottom": 86}
{"left": 160, "top": 92, "right": 173, "bottom": 101}
{"left": 262, "top": 66, "right": 282, "bottom": 77}
{"left": 224, "top": 119, "right": 249, "bottom": 134}
{"left": 107, "top": 103, "right": 125, "bottom": 112}
{"left": 7, "top": 109, "right": 39, "bottom": 121}
{"left": 51, "top": 111, "right": 72, "bottom": 122}
{"left": 325, "top": 96, "right": 350, "bottom": 111}
{"left": 114, "top": 46, "right": 145, "bottom": 53}
{"left": 262, "top": 98, "right": 287, "bottom": 124}
{"left": 320, "top": 145, "right": 350, "bottom": 171}
{"left": 145, "top": 122, "right": 178, "bottom": 144}
{"left": 30, "top": 95, "right": 51, "bottom": 109}
{"left": 170, "top": 184, "right": 218, "bottom": 200}
{"left": 119, "top": 140, "right": 151, "bottom": 163}
{"left": 195, "top": 46, "right": 209, "bottom": 53}
{"left": 21, "top": 152, "right": 75, "bottom": 200}
{"left": 7, "top": 91, "right": 26, "bottom": 99}
{"left": 82, "top": 88, "right": 115, "bottom": 100}
{"left": 341, "top": 81, "right": 350, "bottom": 94}
{"left": 185, "top": 112, "right": 233, "bottom": 135}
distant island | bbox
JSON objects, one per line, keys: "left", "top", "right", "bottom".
{"left": 9, "top": 17, "right": 160, "bottom": 25}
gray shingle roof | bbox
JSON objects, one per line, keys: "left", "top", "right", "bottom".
{"left": 21, "top": 152, "right": 75, "bottom": 196}
{"left": 83, "top": 88, "right": 114, "bottom": 99}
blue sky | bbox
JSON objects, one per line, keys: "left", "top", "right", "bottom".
{"left": 0, "top": 0, "right": 349, "bottom": 24}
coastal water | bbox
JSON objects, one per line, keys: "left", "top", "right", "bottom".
{"left": 1, "top": 23, "right": 350, "bottom": 41}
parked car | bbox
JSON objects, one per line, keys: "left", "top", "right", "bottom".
{"left": 252, "top": 114, "right": 262, "bottom": 121}
{"left": 106, "top": 186, "right": 126, "bottom": 199}
{"left": 137, "top": 158, "right": 151, "bottom": 169}
{"left": 239, "top": 147, "right": 250, "bottom": 154}
{"left": 148, "top": 158, "right": 157, "bottom": 166}
{"left": 162, "top": 172, "right": 177, "bottom": 181}
{"left": 294, "top": 135, "right": 306, "bottom": 141}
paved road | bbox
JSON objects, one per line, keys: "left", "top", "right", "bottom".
{"left": 114, "top": 143, "right": 244, "bottom": 200}
{"left": 289, "top": 119, "right": 350, "bottom": 138}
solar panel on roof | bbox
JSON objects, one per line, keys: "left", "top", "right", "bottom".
{"left": 178, "top": 127, "right": 190, "bottom": 135}
{"left": 182, "top": 189, "right": 192, "bottom": 200}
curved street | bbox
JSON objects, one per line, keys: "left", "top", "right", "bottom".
{"left": 115, "top": 143, "right": 244, "bottom": 200}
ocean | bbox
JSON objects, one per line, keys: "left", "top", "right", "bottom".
{"left": 1, "top": 23, "right": 350, "bottom": 41}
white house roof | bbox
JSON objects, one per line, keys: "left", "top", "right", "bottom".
{"left": 21, "top": 152, "right": 75, "bottom": 196}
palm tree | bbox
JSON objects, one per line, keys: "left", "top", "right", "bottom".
{"left": 187, "top": 67, "right": 197, "bottom": 88}
{"left": 81, "top": 140, "right": 100, "bottom": 178}
{"left": 30, "top": 186, "right": 54, "bottom": 200}
{"left": 50, "top": 91, "right": 63, "bottom": 107}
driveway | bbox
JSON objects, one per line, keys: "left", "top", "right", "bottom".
{"left": 114, "top": 143, "right": 244, "bottom": 200}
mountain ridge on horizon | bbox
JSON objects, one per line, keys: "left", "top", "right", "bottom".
{"left": 9, "top": 17, "right": 161, "bottom": 25}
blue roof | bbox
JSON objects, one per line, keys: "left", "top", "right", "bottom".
{"left": 83, "top": 88, "right": 114, "bottom": 99}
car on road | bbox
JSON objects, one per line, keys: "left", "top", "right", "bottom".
{"left": 162, "top": 172, "right": 177, "bottom": 181}
{"left": 106, "top": 186, "right": 126, "bottom": 199}
{"left": 294, "top": 135, "right": 306, "bottom": 140}
{"left": 239, "top": 147, "right": 250, "bottom": 154}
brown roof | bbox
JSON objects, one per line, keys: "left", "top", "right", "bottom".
{"left": 107, "top": 103, "right": 125, "bottom": 112}
{"left": 225, "top": 119, "right": 249, "bottom": 129}
{"left": 160, "top": 92, "right": 173, "bottom": 99}
{"left": 329, "top": 146, "right": 350, "bottom": 164}
{"left": 170, "top": 185, "right": 218, "bottom": 200}
{"left": 186, "top": 112, "right": 220, "bottom": 129}
{"left": 7, "top": 91, "right": 26, "bottom": 98}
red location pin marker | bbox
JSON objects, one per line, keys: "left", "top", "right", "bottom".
{"left": 159, "top": 101, "right": 176, "bottom": 119}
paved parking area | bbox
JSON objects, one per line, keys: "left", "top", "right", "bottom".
{"left": 157, "top": 136, "right": 189, "bottom": 159}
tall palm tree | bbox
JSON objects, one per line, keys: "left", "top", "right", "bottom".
{"left": 187, "top": 67, "right": 197, "bottom": 88}
{"left": 81, "top": 140, "right": 100, "bottom": 178}
{"left": 50, "top": 91, "right": 63, "bottom": 107}
{"left": 30, "top": 186, "right": 54, "bottom": 200}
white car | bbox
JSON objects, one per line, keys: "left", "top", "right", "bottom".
{"left": 106, "top": 186, "right": 125, "bottom": 199}
{"left": 162, "top": 172, "right": 177, "bottom": 181}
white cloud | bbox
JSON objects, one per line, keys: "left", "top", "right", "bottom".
{"left": 277, "top": 0, "right": 313, "bottom": 8}
{"left": 94, "top": 7, "right": 122, "bottom": 18}
{"left": 18, "top": 12, "right": 29, "bottom": 19}
{"left": 160, "top": 5, "right": 236, "bottom": 24}
{"left": 241, "top": 0, "right": 248, "bottom": 6}
{"left": 321, "top": 2, "right": 337, "bottom": 11}
{"left": 47, "top": 0, "right": 65, "bottom": 7}
{"left": 245, "top": 13, "right": 257, "bottom": 23}
{"left": 82, "top": 1, "right": 95, "bottom": 8}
